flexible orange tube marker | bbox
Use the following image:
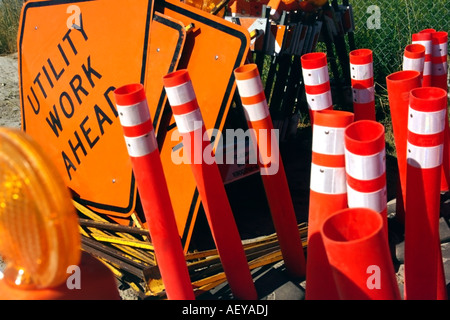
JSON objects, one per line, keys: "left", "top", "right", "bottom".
{"left": 431, "top": 31, "right": 450, "bottom": 193}
{"left": 412, "top": 29, "right": 435, "bottom": 87}
{"left": 306, "top": 109, "right": 354, "bottom": 299}
{"left": 301, "top": 52, "right": 333, "bottom": 125}
{"left": 404, "top": 87, "right": 447, "bottom": 300}
{"left": 431, "top": 31, "right": 448, "bottom": 91}
{"left": 321, "top": 207, "right": 401, "bottom": 300}
{"left": 344, "top": 120, "right": 388, "bottom": 235}
{"left": 386, "top": 70, "right": 422, "bottom": 223}
{"left": 162, "top": 70, "right": 257, "bottom": 300}
{"left": 349, "top": 49, "right": 376, "bottom": 121}
{"left": 114, "top": 84, "right": 195, "bottom": 300}
{"left": 234, "top": 63, "right": 306, "bottom": 279}
{"left": 402, "top": 44, "right": 425, "bottom": 84}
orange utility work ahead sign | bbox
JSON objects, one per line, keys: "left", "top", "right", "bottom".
{"left": 18, "top": 0, "right": 154, "bottom": 216}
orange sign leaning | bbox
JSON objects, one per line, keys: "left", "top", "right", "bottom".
{"left": 151, "top": 0, "right": 250, "bottom": 250}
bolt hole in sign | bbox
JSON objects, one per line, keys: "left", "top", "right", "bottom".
{"left": 18, "top": 0, "right": 155, "bottom": 218}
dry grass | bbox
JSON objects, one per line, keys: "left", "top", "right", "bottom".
{"left": 0, "top": 0, "right": 22, "bottom": 54}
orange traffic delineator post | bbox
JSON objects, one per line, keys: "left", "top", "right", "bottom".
{"left": 402, "top": 44, "right": 425, "bottom": 84}
{"left": 404, "top": 87, "right": 447, "bottom": 300}
{"left": 306, "top": 109, "right": 354, "bottom": 300}
{"left": 431, "top": 31, "right": 450, "bottom": 193}
{"left": 412, "top": 29, "right": 435, "bottom": 87}
{"left": 431, "top": 31, "right": 448, "bottom": 91}
{"left": 349, "top": 49, "right": 376, "bottom": 121}
{"left": 162, "top": 70, "right": 257, "bottom": 300}
{"left": 300, "top": 52, "right": 333, "bottom": 125}
{"left": 386, "top": 70, "right": 422, "bottom": 223}
{"left": 234, "top": 64, "right": 306, "bottom": 279}
{"left": 114, "top": 84, "right": 195, "bottom": 300}
{"left": 321, "top": 207, "right": 401, "bottom": 300}
{"left": 413, "top": 28, "right": 450, "bottom": 192}
{"left": 344, "top": 120, "right": 388, "bottom": 234}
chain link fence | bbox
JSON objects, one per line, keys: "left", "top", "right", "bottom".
{"left": 349, "top": 0, "right": 449, "bottom": 87}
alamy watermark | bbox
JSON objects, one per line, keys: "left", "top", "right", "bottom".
{"left": 366, "top": 264, "right": 381, "bottom": 290}
{"left": 170, "top": 124, "right": 281, "bottom": 176}
{"left": 66, "top": 265, "right": 81, "bottom": 289}
{"left": 366, "top": 5, "right": 381, "bottom": 30}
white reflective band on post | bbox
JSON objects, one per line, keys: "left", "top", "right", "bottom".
{"left": 402, "top": 56, "right": 425, "bottom": 71}
{"left": 165, "top": 81, "right": 196, "bottom": 106}
{"left": 408, "top": 108, "right": 446, "bottom": 135}
{"left": 117, "top": 101, "right": 150, "bottom": 127}
{"left": 432, "top": 61, "right": 448, "bottom": 76}
{"left": 407, "top": 141, "right": 443, "bottom": 168}
{"left": 242, "top": 100, "right": 270, "bottom": 122}
{"left": 310, "top": 163, "right": 347, "bottom": 194}
{"left": 345, "top": 149, "right": 386, "bottom": 180}
{"left": 433, "top": 42, "right": 448, "bottom": 57}
{"left": 352, "top": 86, "right": 375, "bottom": 104}
{"left": 350, "top": 63, "right": 373, "bottom": 80}
{"left": 235, "top": 78, "right": 264, "bottom": 98}
{"left": 124, "top": 132, "right": 158, "bottom": 158}
{"left": 302, "top": 66, "right": 329, "bottom": 86}
{"left": 306, "top": 91, "right": 332, "bottom": 110}
{"left": 312, "top": 125, "right": 346, "bottom": 155}
{"left": 412, "top": 40, "right": 432, "bottom": 54}
{"left": 347, "top": 185, "right": 387, "bottom": 213}
{"left": 423, "top": 61, "right": 432, "bottom": 75}
{"left": 173, "top": 109, "right": 204, "bottom": 133}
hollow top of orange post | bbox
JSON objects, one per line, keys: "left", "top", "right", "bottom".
{"left": 432, "top": 31, "right": 448, "bottom": 44}
{"left": 409, "top": 87, "right": 447, "bottom": 112}
{"left": 314, "top": 110, "right": 354, "bottom": 128}
{"left": 344, "top": 120, "right": 385, "bottom": 155}
{"left": 386, "top": 70, "right": 421, "bottom": 83}
{"left": 234, "top": 63, "right": 260, "bottom": 80}
{"left": 412, "top": 32, "right": 432, "bottom": 41}
{"left": 321, "top": 207, "right": 383, "bottom": 244}
{"left": 163, "top": 69, "right": 191, "bottom": 87}
{"left": 301, "top": 52, "right": 327, "bottom": 69}
{"left": 114, "top": 83, "right": 146, "bottom": 106}
{"left": 404, "top": 44, "right": 425, "bottom": 59}
{"left": 419, "top": 28, "right": 437, "bottom": 34}
{"left": 349, "top": 49, "right": 373, "bottom": 64}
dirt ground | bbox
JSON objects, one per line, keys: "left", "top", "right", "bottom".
{"left": 0, "top": 53, "right": 21, "bottom": 129}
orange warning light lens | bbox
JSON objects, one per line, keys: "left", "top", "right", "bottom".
{"left": 0, "top": 128, "right": 80, "bottom": 289}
